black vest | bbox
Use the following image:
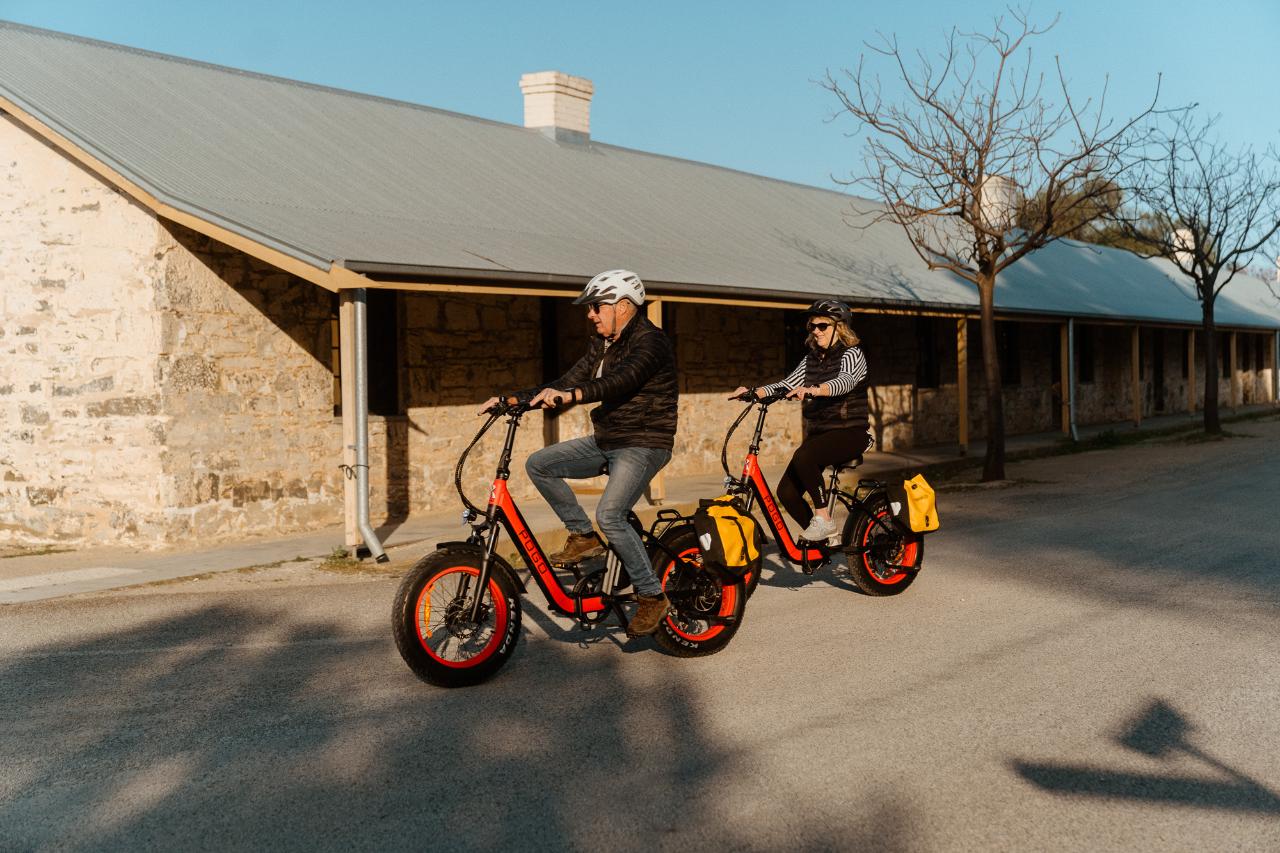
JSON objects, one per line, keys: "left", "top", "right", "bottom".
{"left": 802, "top": 344, "right": 869, "bottom": 435}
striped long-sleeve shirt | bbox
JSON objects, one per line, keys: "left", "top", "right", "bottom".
{"left": 761, "top": 346, "right": 867, "bottom": 397}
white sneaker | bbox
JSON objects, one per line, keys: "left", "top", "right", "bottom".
{"left": 799, "top": 515, "right": 838, "bottom": 541}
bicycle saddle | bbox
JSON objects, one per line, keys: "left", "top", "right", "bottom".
{"left": 829, "top": 456, "right": 863, "bottom": 474}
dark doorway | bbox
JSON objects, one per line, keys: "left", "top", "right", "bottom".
{"left": 1152, "top": 329, "right": 1166, "bottom": 412}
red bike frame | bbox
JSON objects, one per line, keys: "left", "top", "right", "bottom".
{"left": 739, "top": 453, "right": 826, "bottom": 565}
{"left": 485, "top": 479, "right": 606, "bottom": 618}
{"left": 459, "top": 401, "right": 700, "bottom": 628}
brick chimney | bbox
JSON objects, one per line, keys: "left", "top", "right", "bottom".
{"left": 519, "top": 71, "right": 593, "bottom": 143}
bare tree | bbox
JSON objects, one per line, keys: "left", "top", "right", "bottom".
{"left": 1112, "top": 110, "right": 1280, "bottom": 434}
{"left": 824, "top": 10, "right": 1158, "bottom": 480}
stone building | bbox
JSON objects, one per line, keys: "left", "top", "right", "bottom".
{"left": 2, "top": 21, "right": 1278, "bottom": 548}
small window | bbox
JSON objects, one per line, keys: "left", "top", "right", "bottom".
{"left": 1050, "top": 327, "right": 1062, "bottom": 387}
{"left": 1138, "top": 329, "right": 1146, "bottom": 378}
{"left": 1257, "top": 334, "right": 1266, "bottom": 372}
{"left": 367, "top": 290, "right": 401, "bottom": 416}
{"left": 331, "top": 294, "right": 342, "bottom": 417}
{"left": 1240, "top": 335, "right": 1251, "bottom": 374}
{"left": 783, "top": 312, "right": 809, "bottom": 373}
{"left": 1220, "top": 333, "right": 1231, "bottom": 379}
{"left": 1180, "top": 331, "right": 1190, "bottom": 379}
{"left": 540, "top": 297, "right": 560, "bottom": 384}
{"left": 915, "top": 317, "right": 940, "bottom": 389}
{"left": 1077, "top": 326, "right": 1095, "bottom": 384}
{"left": 998, "top": 321, "right": 1021, "bottom": 386}
{"left": 331, "top": 291, "right": 401, "bottom": 417}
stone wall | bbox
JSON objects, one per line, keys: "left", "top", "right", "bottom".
{"left": 0, "top": 117, "right": 169, "bottom": 544}
{"left": 393, "top": 291, "right": 546, "bottom": 516}
{"left": 152, "top": 223, "right": 341, "bottom": 540}
{"left": 2, "top": 117, "right": 344, "bottom": 546}
{"left": 392, "top": 299, "right": 800, "bottom": 511}
{"left": 666, "top": 302, "right": 796, "bottom": 476}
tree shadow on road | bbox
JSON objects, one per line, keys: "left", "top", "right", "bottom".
{"left": 0, "top": 598, "right": 919, "bottom": 851}
{"left": 1012, "top": 698, "right": 1280, "bottom": 814}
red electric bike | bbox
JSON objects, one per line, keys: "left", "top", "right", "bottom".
{"left": 721, "top": 390, "right": 924, "bottom": 596}
{"left": 393, "top": 397, "right": 746, "bottom": 687}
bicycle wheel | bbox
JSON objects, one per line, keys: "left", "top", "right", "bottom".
{"left": 843, "top": 500, "right": 923, "bottom": 596}
{"left": 651, "top": 525, "right": 745, "bottom": 657}
{"left": 392, "top": 548, "right": 522, "bottom": 687}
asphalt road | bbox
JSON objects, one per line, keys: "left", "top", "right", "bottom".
{"left": 3, "top": 418, "right": 1279, "bottom": 852}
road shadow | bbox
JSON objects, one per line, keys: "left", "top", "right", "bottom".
{"left": 1012, "top": 698, "right": 1280, "bottom": 814}
{"left": 933, "top": 430, "right": 1280, "bottom": 615}
{"left": 0, "top": 597, "right": 915, "bottom": 851}
{"left": 755, "top": 542, "right": 867, "bottom": 595}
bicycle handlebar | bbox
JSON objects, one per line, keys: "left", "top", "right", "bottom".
{"left": 730, "top": 388, "right": 788, "bottom": 405}
{"left": 719, "top": 388, "right": 797, "bottom": 477}
{"left": 457, "top": 394, "right": 548, "bottom": 514}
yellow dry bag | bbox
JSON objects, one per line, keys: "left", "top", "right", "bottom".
{"left": 903, "top": 474, "right": 939, "bottom": 533}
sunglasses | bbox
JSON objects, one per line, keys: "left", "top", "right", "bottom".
{"left": 586, "top": 303, "right": 611, "bottom": 315}
{"left": 807, "top": 321, "right": 834, "bottom": 332}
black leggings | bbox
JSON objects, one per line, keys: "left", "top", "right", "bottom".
{"left": 776, "top": 426, "right": 867, "bottom": 528}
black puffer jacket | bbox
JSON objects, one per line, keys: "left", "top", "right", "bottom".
{"left": 538, "top": 315, "right": 678, "bottom": 450}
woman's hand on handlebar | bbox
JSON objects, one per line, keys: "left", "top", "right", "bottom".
{"left": 728, "top": 385, "right": 762, "bottom": 401}
{"left": 786, "top": 385, "right": 821, "bottom": 401}
{"left": 478, "top": 395, "right": 503, "bottom": 416}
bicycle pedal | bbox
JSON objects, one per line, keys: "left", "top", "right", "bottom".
{"left": 553, "top": 559, "right": 584, "bottom": 579}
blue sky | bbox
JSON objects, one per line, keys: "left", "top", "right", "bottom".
{"left": 3, "top": 1, "right": 1277, "bottom": 190}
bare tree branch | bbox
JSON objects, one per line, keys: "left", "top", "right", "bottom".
{"left": 1109, "top": 109, "right": 1280, "bottom": 432}
{"left": 823, "top": 8, "right": 1160, "bottom": 479}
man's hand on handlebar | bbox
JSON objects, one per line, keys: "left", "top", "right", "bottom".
{"left": 728, "top": 386, "right": 762, "bottom": 401}
{"left": 529, "top": 387, "right": 575, "bottom": 410}
{"left": 478, "top": 395, "right": 503, "bottom": 416}
{"left": 786, "top": 385, "right": 822, "bottom": 401}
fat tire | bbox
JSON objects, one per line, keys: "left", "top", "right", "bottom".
{"left": 651, "top": 525, "right": 745, "bottom": 658}
{"left": 843, "top": 500, "right": 923, "bottom": 597}
{"left": 392, "top": 548, "right": 522, "bottom": 687}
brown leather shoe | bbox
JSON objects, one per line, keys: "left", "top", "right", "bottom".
{"left": 549, "top": 531, "right": 605, "bottom": 564}
{"left": 627, "top": 593, "right": 671, "bottom": 637}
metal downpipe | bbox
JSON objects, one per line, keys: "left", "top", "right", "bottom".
{"left": 352, "top": 288, "right": 389, "bottom": 563}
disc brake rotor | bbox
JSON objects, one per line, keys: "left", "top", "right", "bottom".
{"left": 442, "top": 596, "right": 491, "bottom": 640}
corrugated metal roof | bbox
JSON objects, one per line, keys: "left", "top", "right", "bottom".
{"left": 2, "top": 20, "right": 1278, "bottom": 329}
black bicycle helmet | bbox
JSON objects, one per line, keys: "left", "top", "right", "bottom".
{"left": 806, "top": 298, "right": 853, "bottom": 329}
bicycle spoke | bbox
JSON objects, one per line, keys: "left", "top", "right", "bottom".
{"left": 419, "top": 571, "right": 498, "bottom": 662}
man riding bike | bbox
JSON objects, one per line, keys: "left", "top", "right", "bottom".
{"left": 479, "top": 269, "right": 678, "bottom": 637}
{"left": 729, "top": 298, "right": 872, "bottom": 542}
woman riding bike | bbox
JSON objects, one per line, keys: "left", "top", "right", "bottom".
{"left": 729, "top": 299, "right": 873, "bottom": 543}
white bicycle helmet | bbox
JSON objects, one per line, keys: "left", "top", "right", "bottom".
{"left": 573, "top": 269, "right": 645, "bottom": 306}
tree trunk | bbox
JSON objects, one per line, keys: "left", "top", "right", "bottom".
{"left": 1201, "top": 296, "right": 1221, "bottom": 435}
{"left": 978, "top": 273, "right": 1006, "bottom": 480}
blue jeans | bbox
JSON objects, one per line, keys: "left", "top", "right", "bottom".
{"left": 525, "top": 436, "right": 672, "bottom": 597}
